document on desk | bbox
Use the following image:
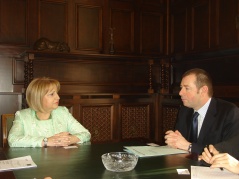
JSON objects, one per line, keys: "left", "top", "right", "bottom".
{"left": 191, "top": 166, "right": 239, "bottom": 179}
{"left": 124, "top": 145, "right": 188, "bottom": 157}
{"left": 0, "top": 155, "right": 37, "bottom": 171}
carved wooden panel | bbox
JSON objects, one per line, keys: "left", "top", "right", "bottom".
{"left": 58, "top": 93, "right": 155, "bottom": 143}
{"left": 162, "top": 106, "right": 179, "bottom": 134}
{"left": 0, "top": 0, "right": 27, "bottom": 44}
{"left": 120, "top": 104, "right": 149, "bottom": 139}
{"left": 80, "top": 105, "right": 113, "bottom": 142}
{"left": 39, "top": 1, "right": 67, "bottom": 42}
{"left": 160, "top": 63, "right": 170, "bottom": 91}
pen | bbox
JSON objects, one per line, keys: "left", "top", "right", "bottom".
{"left": 206, "top": 145, "right": 223, "bottom": 171}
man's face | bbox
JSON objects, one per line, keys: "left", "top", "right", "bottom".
{"left": 179, "top": 74, "right": 202, "bottom": 110}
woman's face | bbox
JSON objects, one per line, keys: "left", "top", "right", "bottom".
{"left": 42, "top": 85, "right": 60, "bottom": 113}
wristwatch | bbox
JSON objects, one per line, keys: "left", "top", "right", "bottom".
{"left": 43, "top": 137, "right": 48, "bottom": 148}
{"left": 188, "top": 144, "right": 192, "bottom": 153}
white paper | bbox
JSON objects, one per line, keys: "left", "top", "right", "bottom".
{"left": 147, "top": 143, "right": 160, "bottom": 147}
{"left": 177, "top": 169, "right": 190, "bottom": 175}
{"left": 64, "top": 146, "right": 78, "bottom": 149}
{"left": 0, "top": 155, "right": 37, "bottom": 171}
{"left": 191, "top": 166, "right": 239, "bottom": 179}
{"left": 124, "top": 145, "right": 188, "bottom": 157}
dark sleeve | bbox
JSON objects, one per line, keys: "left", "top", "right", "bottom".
{"left": 174, "top": 106, "right": 193, "bottom": 139}
{"left": 211, "top": 103, "right": 239, "bottom": 157}
{"left": 191, "top": 143, "right": 204, "bottom": 154}
{"left": 215, "top": 134, "right": 239, "bottom": 158}
{"left": 194, "top": 100, "right": 239, "bottom": 155}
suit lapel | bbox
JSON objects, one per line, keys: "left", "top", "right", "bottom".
{"left": 197, "top": 98, "right": 217, "bottom": 143}
{"left": 186, "top": 110, "right": 194, "bottom": 140}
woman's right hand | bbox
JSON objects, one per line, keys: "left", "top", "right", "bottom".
{"left": 47, "top": 132, "right": 71, "bottom": 147}
{"left": 199, "top": 144, "right": 219, "bottom": 164}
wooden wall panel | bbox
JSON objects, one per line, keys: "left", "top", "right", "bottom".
{"left": 110, "top": 9, "right": 134, "bottom": 54}
{"left": 218, "top": 0, "right": 239, "bottom": 48}
{"left": 109, "top": 1, "right": 134, "bottom": 54}
{"left": 58, "top": 93, "right": 156, "bottom": 143}
{"left": 139, "top": 0, "right": 166, "bottom": 55}
{"left": 140, "top": 12, "right": 163, "bottom": 55}
{"left": 76, "top": 5, "right": 102, "bottom": 52}
{"left": 191, "top": 1, "right": 210, "bottom": 51}
{"left": 0, "top": 0, "right": 27, "bottom": 45}
{"left": 33, "top": 60, "right": 149, "bottom": 92}
{"left": 170, "top": 8, "right": 188, "bottom": 53}
{"left": 39, "top": 1, "right": 67, "bottom": 42}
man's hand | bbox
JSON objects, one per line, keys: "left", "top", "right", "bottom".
{"left": 165, "top": 130, "right": 190, "bottom": 151}
{"left": 165, "top": 130, "right": 178, "bottom": 148}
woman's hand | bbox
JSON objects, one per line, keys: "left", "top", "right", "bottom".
{"left": 199, "top": 144, "right": 219, "bottom": 164}
{"left": 46, "top": 132, "right": 80, "bottom": 147}
{"left": 210, "top": 153, "right": 239, "bottom": 174}
{"left": 199, "top": 144, "right": 239, "bottom": 174}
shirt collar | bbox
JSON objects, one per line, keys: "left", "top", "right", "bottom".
{"left": 196, "top": 98, "right": 211, "bottom": 118}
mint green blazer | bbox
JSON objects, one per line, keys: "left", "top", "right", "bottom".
{"left": 8, "top": 106, "right": 91, "bottom": 147}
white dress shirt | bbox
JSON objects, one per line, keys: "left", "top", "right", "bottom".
{"left": 195, "top": 98, "right": 212, "bottom": 137}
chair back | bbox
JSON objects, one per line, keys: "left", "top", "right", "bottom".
{"left": 1, "top": 114, "right": 15, "bottom": 147}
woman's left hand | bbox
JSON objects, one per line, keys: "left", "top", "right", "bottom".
{"left": 49, "top": 132, "right": 80, "bottom": 146}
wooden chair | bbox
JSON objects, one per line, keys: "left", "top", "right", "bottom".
{"left": 1, "top": 114, "right": 15, "bottom": 147}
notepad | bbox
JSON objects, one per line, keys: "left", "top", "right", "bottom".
{"left": 191, "top": 166, "right": 239, "bottom": 179}
{"left": 0, "top": 155, "right": 37, "bottom": 171}
{"left": 124, "top": 145, "right": 188, "bottom": 157}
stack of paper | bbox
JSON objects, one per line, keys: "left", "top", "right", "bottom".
{"left": 191, "top": 166, "right": 239, "bottom": 179}
{"left": 0, "top": 155, "right": 37, "bottom": 171}
{"left": 124, "top": 145, "right": 188, "bottom": 157}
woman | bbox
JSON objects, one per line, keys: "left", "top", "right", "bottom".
{"left": 199, "top": 144, "right": 239, "bottom": 174}
{"left": 8, "top": 77, "right": 91, "bottom": 147}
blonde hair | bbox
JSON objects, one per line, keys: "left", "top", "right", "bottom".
{"left": 26, "top": 77, "right": 60, "bottom": 112}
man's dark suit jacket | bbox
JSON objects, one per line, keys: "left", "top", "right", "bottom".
{"left": 175, "top": 97, "right": 239, "bottom": 155}
{"left": 215, "top": 133, "right": 239, "bottom": 158}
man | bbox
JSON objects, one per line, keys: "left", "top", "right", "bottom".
{"left": 164, "top": 68, "right": 239, "bottom": 155}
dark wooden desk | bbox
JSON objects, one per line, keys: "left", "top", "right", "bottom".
{"left": 0, "top": 142, "right": 200, "bottom": 179}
